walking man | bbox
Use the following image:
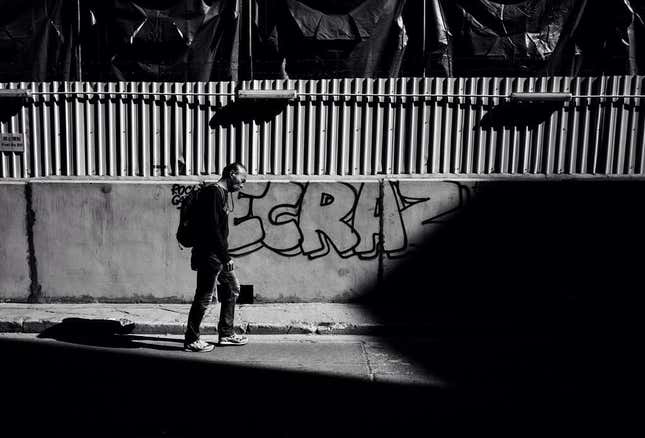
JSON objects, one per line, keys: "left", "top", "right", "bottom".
{"left": 184, "top": 162, "right": 249, "bottom": 352}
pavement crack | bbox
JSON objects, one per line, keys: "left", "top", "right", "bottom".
{"left": 360, "top": 341, "right": 375, "bottom": 382}
{"left": 158, "top": 307, "right": 184, "bottom": 315}
{"left": 38, "top": 309, "right": 68, "bottom": 315}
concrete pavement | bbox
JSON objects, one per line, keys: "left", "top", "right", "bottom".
{"left": 1, "top": 312, "right": 634, "bottom": 437}
{"left": 1, "top": 331, "right": 458, "bottom": 437}
{"left": 0, "top": 333, "right": 441, "bottom": 386}
{"left": 0, "top": 303, "right": 416, "bottom": 335}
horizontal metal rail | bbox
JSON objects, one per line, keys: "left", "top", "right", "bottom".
{"left": 20, "top": 91, "right": 645, "bottom": 100}
{"left": 26, "top": 91, "right": 237, "bottom": 97}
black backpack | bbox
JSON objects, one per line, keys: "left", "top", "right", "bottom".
{"left": 176, "top": 183, "right": 204, "bottom": 248}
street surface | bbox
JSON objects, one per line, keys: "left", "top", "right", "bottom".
{"left": 0, "top": 333, "right": 440, "bottom": 385}
{"left": 0, "top": 331, "right": 635, "bottom": 437}
{"left": 1, "top": 333, "right": 448, "bottom": 437}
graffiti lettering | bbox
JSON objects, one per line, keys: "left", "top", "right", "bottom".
{"left": 170, "top": 184, "right": 199, "bottom": 208}
{"left": 170, "top": 181, "right": 469, "bottom": 260}
{"left": 299, "top": 183, "right": 361, "bottom": 258}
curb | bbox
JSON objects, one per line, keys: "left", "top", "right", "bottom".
{"left": 0, "top": 319, "right": 405, "bottom": 336}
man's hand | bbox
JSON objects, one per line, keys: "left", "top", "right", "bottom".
{"left": 224, "top": 260, "right": 235, "bottom": 272}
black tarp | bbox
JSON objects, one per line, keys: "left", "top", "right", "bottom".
{"left": 81, "top": 0, "right": 239, "bottom": 81}
{"left": 441, "top": 0, "right": 579, "bottom": 76}
{"left": 401, "top": 0, "right": 643, "bottom": 77}
{"left": 0, "top": 0, "right": 77, "bottom": 81}
{"left": 255, "top": 0, "right": 408, "bottom": 79}
{"left": 0, "top": 0, "right": 642, "bottom": 82}
{"left": 630, "top": 1, "right": 645, "bottom": 74}
{"left": 400, "top": 0, "right": 453, "bottom": 76}
{"left": 548, "top": 0, "right": 641, "bottom": 76}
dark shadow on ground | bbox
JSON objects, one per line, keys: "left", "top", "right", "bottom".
{"left": 1, "top": 335, "right": 448, "bottom": 438}
{"left": 361, "top": 180, "right": 644, "bottom": 436}
{"left": 38, "top": 318, "right": 184, "bottom": 351}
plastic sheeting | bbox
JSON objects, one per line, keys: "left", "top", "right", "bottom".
{"left": 437, "top": 0, "right": 578, "bottom": 76}
{"left": 0, "top": 0, "right": 77, "bottom": 81}
{"left": 630, "top": 2, "right": 645, "bottom": 74}
{"left": 81, "top": 0, "right": 239, "bottom": 81}
{"left": 0, "top": 0, "right": 642, "bottom": 81}
{"left": 255, "top": 0, "right": 408, "bottom": 78}
{"left": 548, "top": 0, "right": 641, "bottom": 76}
{"left": 403, "top": 0, "right": 643, "bottom": 77}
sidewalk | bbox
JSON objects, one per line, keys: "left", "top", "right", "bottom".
{"left": 0, "top": 303, "right": 413, "bottom": 335}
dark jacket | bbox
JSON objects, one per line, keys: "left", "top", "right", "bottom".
{"left": 194, "top": 183, "right": 231, "bottom": 264}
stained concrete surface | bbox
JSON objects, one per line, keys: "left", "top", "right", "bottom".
{"left": 0, "top": 182, "right": 29, "bottom": 299}
{"left": 6, "top": 179, "right": 467, "bottom": 302}
{"left": 29, "top": 182, "right": 193, "bottom": 300}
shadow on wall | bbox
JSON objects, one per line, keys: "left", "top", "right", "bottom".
{"left": 0, "top": 97, "right": 25, "bottom": 123}
{"left": 209, "top": 99, "right": 291, "bottom": 126}
{"left": 209, "top": 98, "right": 566, "bottom": 130}
{"left": 361, "top": 180, "right": 644, "bottom": 435}
{"left": 478, "top": 101, "right": 565, "bottom": 129}
{"left": 363, "top": 180, "right": 645, "bottom": 326}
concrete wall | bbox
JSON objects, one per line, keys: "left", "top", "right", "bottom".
{"left": 0, "top": 182, "right": 30, "bottom": 300}
{"left": 2, "top": 178, "right": 643, "bottom": 303}
{"left": 0, "top": 179, "right": 469, "bottom": 302}
{"left": 29, "top": 182, "right": 192, "bottom": 301}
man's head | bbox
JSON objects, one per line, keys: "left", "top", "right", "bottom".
{"left": 221, "top": 162, "right": 247, "bottom": 192}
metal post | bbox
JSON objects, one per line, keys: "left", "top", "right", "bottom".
{"left": 76, "top": 0, "right": 83, "bottom": 80}
{"left": 422, "top": 0, "right": 427, "bottom": 77}
{"left": 628, "top": 20, "right": 637, "bottom": 75}
{"left": 239, "top": 0, "right": 254, "bottom": 80}
{"left": 248, "top": 0, "right": 254, "bottom": 79}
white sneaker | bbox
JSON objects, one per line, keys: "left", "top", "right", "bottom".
{"left": 218, "top": 334, "right": 248, "bottom": 346}
{"left": 184, "top": 339, "right": 214, "bottom": 352}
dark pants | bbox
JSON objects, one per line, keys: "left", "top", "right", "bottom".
{"left": 185, "top": 252, "right": 240, "bottom": 344}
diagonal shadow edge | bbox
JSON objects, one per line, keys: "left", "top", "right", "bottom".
{"left": 3, "top": 181, "right": 642, "bottom": 437}
{"left": 355, "top": 179, "right": 644, "bottom": 436}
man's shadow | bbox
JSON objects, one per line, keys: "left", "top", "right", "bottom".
{"left": 38, "top": 318, "right": 184, "bottom": 351}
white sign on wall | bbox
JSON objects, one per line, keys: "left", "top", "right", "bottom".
{"left": 0, "top": 133, "right": 24, "bottom": 153}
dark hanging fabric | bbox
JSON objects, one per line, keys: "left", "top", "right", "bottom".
{"left": 424, "top": 0, "right": 640, "bottom": 77}
{"left": 439, "top": 0, "right": 579, "bottom": 77}
{"left": 629, "top": 1, "right": 645, "bottom": 74}
{"left": 255, "top": 0, "right": 408, "bottom": 79}
{"left": 399, "top": 0, "right": 453, "bottom": 77}
{"left": 81, "top": 0, "right": 239, "bottom": 82}
{"left": 548, "top": 0, "right": 638, "bottom": 76}
{"left": 0, "top": 0, "right": 77, "bottom": 81}
{"left": 424, "top": 0, "right": 454, "bottom": 76}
